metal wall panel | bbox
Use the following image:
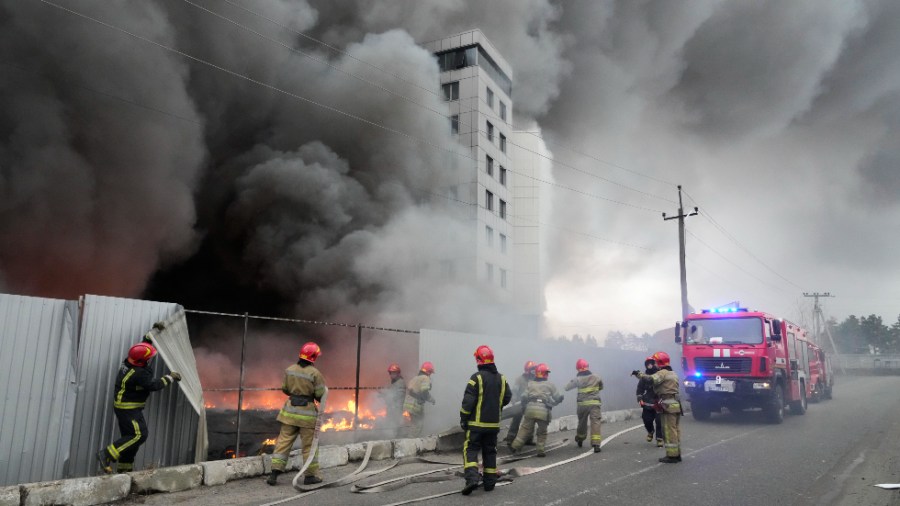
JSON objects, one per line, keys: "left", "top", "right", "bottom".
{"left": 0, "top": 294, "right": 79, "bottom": 486}
{"left": 67, "top": 295, "right": 198, "bottom": 477}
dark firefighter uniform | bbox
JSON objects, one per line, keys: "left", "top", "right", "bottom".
{"left": 635, "top": 367, "right": 681, "bottom": 462}
{"left": 565, "top": 371, "right": 603, "bottom": 449}
{"left": 510, "top": 375, "right": 564, "bottom": 455}
{"left": 271, "top": 361, "right": 327, "bottom": 480}
{"left": 459, "top": 363, "right": 512, "bottom": 492}
{"left": 101, "top": 359, "right": 176, "bottom": 472}
{"left": 403, "top": 372, "right": 434, "bottom": 437}
{"left": 637, "top": 362, "right": 663, "bottom": 446}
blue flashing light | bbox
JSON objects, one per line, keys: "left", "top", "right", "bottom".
{"left": 694, "top": 371, "right": 703, "bottom": 378}
{"left": 700, "top": 307, "right": 749, "bottom": 314}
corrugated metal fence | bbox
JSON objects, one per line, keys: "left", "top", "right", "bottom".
{"left": 0, "top": 293, "right": 200, "bottom": 486}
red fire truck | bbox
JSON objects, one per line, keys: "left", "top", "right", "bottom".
{"left": 676, "top": 307, "right": 830, "bottom": 423}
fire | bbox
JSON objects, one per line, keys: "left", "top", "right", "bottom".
{"left": 262, "top": 438, "right": 276, "bottom": 446}
{"left": 320, "top": 398, "right": 387, "bottom": 432}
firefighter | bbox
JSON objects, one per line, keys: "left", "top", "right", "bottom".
{"left": 503, "top": 360, "right": 536, "bottom": 445}
{"left": 636, "top": 356, "right": 663, "bottom": 447}
{"left": 267, "top": 342, "right": 327, "bottom": 486}
{"left": 96, "top": 326, "right": 181, "bottom": 474}
{"left": 378, "top": 363, "right": 406, "bottom": 436}
{"left": 403, "top": 361, "right": 436, "bottom": 437}
{"left": 564, "top": 358, "right": 603, "bottom": 452}
{"left": 459, "top": 345, "right": 512, "bottom": 495}
{"left": 632, "top": 351, "right": 681, "bottom": 463}
{"left": 510, "top": 363, "right": 563, "bottom": 457}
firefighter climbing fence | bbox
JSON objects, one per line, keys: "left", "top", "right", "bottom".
{"left": 184, "top": 309, "right": 419, "bottom": 460}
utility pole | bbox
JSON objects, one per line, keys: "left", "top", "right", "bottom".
{"left": 803, "top": 291, "right": 835, "bottom": 346}
{"left": 663, "top": 185, "right": 698, "bottom": 320}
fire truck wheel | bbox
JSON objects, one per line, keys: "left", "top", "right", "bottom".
{"left": 824, "top": 385, "right": 833, "bottom": 400}
{"left": 765, "top": 386, "right": 784, "bottom": 424}
{"left": 790, "top": 382, "right": 807, "bottom": 416}
{"left": 691, "top": 402, "right": 711, "bottom": 421}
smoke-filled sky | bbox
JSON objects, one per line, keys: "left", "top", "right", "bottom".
{"left": 2, "top": 0, "right": 899, "bottom": 341}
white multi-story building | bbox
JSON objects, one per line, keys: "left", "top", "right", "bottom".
{"left": 424, "top": 30, "right": 543, "bottom": 333}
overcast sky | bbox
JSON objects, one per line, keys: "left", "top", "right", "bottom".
{"left": 1, "top": 0, "right": 898, "bottom": 339}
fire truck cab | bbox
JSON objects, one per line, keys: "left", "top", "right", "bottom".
{"left": 676, "top": 308, "right": 816, "bottom": 424}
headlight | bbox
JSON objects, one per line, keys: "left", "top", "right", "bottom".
{"left": 683, "top": 380, "right": 697, "bottom": 388}
{"left": 752, "top": 382, "right": 771, "bottom": 389}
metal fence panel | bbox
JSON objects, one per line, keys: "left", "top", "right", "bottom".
{"left": 0, "top": 294, "right": 79, "bottom": 486}
{"left": 67, "top": 295, "right": 197, "bottom": 477}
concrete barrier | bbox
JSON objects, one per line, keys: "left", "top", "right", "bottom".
{"left": 21, "top": 475, "right": 130, "bottom": 506}
{"left": 391, "top": 438, "right": 418, "bottom": 458}
{"left": 130, "top": 464, "right": 203, "bottom": 494}
{"left": 0, "top": 486, "right": 20, "bottom": 506}
{"left": 317, "top": 446, "right": 349, "bottom": 469}
{"left": 201, "top": 456, "right": 265, "bottom": 486}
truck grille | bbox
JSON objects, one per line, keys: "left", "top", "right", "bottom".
{"left": 694, "top": 357, "right": 752, "bottom": 374}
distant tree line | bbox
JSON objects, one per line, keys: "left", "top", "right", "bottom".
{"left": 547, "top": 331, "right": 654, "bottom": 351}
{"left": 826, "top": 314, "right": 900, "bottom": 355}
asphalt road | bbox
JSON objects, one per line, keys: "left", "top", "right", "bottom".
{"left": 119, "top": 376, "right": 900, "bottom": 506}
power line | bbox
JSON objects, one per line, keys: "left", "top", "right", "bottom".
{"left": 40, "top": 0, "right": 667, "bottom": 216}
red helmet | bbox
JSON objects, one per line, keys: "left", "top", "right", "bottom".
{"left": 652, "top": 351, "right": 670, "bottom": 368}
{"left": 127, "top": 343, "right": 157, "bottom": 367}
{"left": 534, "top": 363, "right": 550, "bottom": 379}
{"left": 524, "top": 360, "right": 536, "bottom": 373}
{"left": 576, "top": 358, "right": 589, "bottom": 372}
{"left": 299, "top": 342, "right": 321, "bottom": 363}
{"left": 388, "top": 363, "right": 401, "bottom": 374}
{"left": 474, "top": 345, "right": 494, "bottom": 365}
{"left": 420, "top": 361, "right": 435, "bottom": 375}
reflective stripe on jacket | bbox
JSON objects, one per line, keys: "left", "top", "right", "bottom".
{"left": 523, "top": 379, "right": 563, "bottom": 421}
{"left": 404, "top": 373, "right": 433, "bottom": 415}
{"left": 565, "top": 370, "right": 603, "bottom": 406}
{"left": 460, "top": 364, "right": 512, "bottom": 430}
{"left": 112, "top": 361, "right": 171, "bottom": 410}
{"left": 276, "top": 363, "right": 326, "bottom": 428}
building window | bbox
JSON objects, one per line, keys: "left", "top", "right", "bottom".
{"left": 442, "top": 81, "right": 459, "bottom": 101}
{"left": 500, "top": 268, "right": 507, "bottom": 289}
{"left": 486, "top": 262, "right": 494, "bottom": 283}
{"left": 486, "top": 121, "right": 494, "bottom": 142}
{"left": 499, "top": 199, "right": 507, "bottom": 219}
{"left": 485, "top": 190, "right": 494, "bottom": 211}
{"left": 437, "top": 46, "right": 477, "bottom": 72}
{"left": 499, "top": 166, "right": 507, "bottom": 186}
{"left": 486, "top": 87, "right": 494, "bottom": 108}
{"left": 500, "top": 233, "right": 507, "bottom": 253}
{"left": 450, "top": 115, "right": 459, "bottom": 134}
{"left": 500, "top": 101, "right": 507, "bottom": 121}
{"left": 486, "top": 155, "right": 493, "bottom": 177}
{"left": 486, "top": 226, "right": 493, "bottom": 247}
{"left": 499, "top": 133, "right": 506, "bottom": 153}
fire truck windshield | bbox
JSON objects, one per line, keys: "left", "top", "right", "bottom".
{"left": 685, "top": 317, "right": 763, "bottom": 345}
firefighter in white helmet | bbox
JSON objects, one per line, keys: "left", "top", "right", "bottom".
{"left": 632, "top": 351, "right": 681, "bottom": 463}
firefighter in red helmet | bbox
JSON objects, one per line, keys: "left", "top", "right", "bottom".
{"left": 632, "top": 351, "right": 682, "bottom": 463}
{"left": 459, "top": 345, "right": 512, "bottom": 495}
{"left": 510, "top": 363, "right": 563, "bottom": 457}
{"left": 504, "top": 360, "right": 536, "bottom": 445}
{"left": 96, "top": 324, "right": 181, "bottom": 474}
{"left": 267, "top": 342, "right": 327, "bottom": 485}
{"left": 403, "top": 361, "right": 436, "bottom": 437}
{"left": 636, "top": 356, "right": 663, "bottom": 447}
{"left": 565, "top": 358, "right": 604, "bottom": 452}
{"left": 378, "top": 363, "right": 406, "bottom": 436}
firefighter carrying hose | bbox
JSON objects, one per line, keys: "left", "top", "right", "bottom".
{"left": 403, "top": 361, "right": 435, "bottom": 437}
{"left": 378, "top": 363, "right": 406, "bottom": 436}
{"left": 564, "top": 358, "right": 603, "bottom": 452}
{"left": 636, "top": 356, "right": 663, "bottom": 447}
{"left": 96, "top": 323, "right": 181, "bottom": 474}
{"left": 267, "top": 342, "right": 326, "bottom": 486}
{"left": 459, "top": 345, "right": 512, "bottom": 496}
{"left": 510, "top": 363, "right": 563, "bottom": 457}
{"left": 503, "top": 360, "right": 536, "bottom": 446}
{"left": 632, "top": 351, "right": 682, "bottom": 463}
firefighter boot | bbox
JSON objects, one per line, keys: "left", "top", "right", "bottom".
{"left": 303, "top": 475, "right": 323, "bottom": 485}
{"left": 462, "top": 469, "right": 480, "bottom": 496}
{"left": 576, "top": 438, "right": 583, "bottom": 448}
{"left": 96, "top": 450, "right": 114, "bottom": 475}
{"left": 593, "top": 445, "right": 602, "bottom": 453}
{"left": 266, "top": 470, "right": 281, "bottom": 486}
{"left": 658, "top": 456, "right": 682, "bottom": 464}
{"left": 646, "top": 433, "right": 653, "bottom": 443}
{"left": 656, "top": 438, "right": 664, "bottom": 448}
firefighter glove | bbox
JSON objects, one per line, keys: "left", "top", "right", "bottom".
{"left": 460, "top": 418, "right": 468, "bottom": 431}
{"left": 429, "top": 398, "right": 436, "bottom": 405}
{"left": 170, "top": 372, "right": 182, "bottom": 382}
{"left": 142, "top": 333, "right": 153, "bottom": 344}
{"left": 153, "top": 321, "right": 166, "bottom": 331}
{"left": 631, "top": 370, "right": 641, "bottom": 377}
